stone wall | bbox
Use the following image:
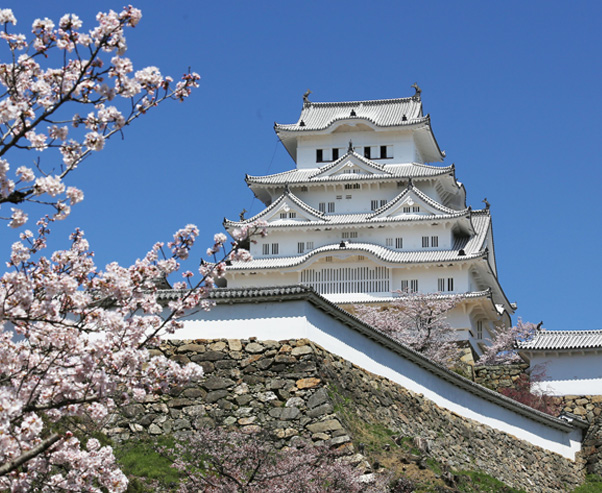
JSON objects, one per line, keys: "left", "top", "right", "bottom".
{"left": 559, "top": 395, "right": 602, "bottom": 423}
{"left": 473, "top": 363, "right": 529, "bottom": 392}
{"left": 107, "top": 339, "right": 584, "bottom": 492}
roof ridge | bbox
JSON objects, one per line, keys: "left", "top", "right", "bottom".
{"left": 302, "top": 96, "right": 417, "bottom": 107}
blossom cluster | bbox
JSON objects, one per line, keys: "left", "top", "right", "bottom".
{"left": 0, "top": 215, "right": 261, "bottom": 490}
{"left": 0, "top": 7, "right": 200, "bottom": 227}
{"left": 354, "top": 291, "right": 461, "bottom": 366}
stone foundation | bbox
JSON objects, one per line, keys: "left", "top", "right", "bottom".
{"left": 106, "top": 339, "right": 585, "bottom": 492}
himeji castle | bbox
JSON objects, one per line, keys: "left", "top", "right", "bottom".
{"left": 222, "top": 88, "right": 515, "bottom": 354}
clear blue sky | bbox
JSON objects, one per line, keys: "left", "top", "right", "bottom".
{"left": 1, "top": 1, "right": 601, "bottom": 331}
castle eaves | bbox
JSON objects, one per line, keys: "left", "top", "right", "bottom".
{"left": 517, "top": 329, "right": 602, "bottom": 351}
{"left": 246, "top": 162, "right": 455, "bottom": 186}
{"left": 275, "top": 96, "right": 424, "bottom": 132}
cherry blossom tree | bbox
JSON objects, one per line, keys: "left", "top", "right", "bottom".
{"left": 0, "top": 7, "right": 265, "bottom": 492}
{"left": 476, "top": 319, "right": 539, "bottom": 366}
{"left": 155, "top": 426, "right": 382, "bottom": 493}
{"left": 354, "top": 292, "right": 461, "bottom": 366}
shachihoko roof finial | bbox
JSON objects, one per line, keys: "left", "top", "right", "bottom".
{"left": 411, "top": 82, "right": 422, "bottom": 96}
{"left": 482, "top": 197, "right": 490, "bottom": 210}
{"left": 303, "top": 89, "right": 312, "bottom": 104}
{"left": 239, "top": 209, "right": 247, "bottom": 221}
{"left": 348, "top": 140, "right": 353, "bottom": 153}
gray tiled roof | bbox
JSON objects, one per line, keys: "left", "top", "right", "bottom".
{"left": 247, "top": 162, "right": 454, "bottom": 186}
{"left": 227, "top": 181, "right": 471, "bottom": 228}
{"left": 517, "top": 330, "right": 602, "bottom": 351}
{"left": 227, "top": 211, "right": 491, "bottom": 271}
{"left": 226, "top": 210, "right": 470, "bottom": 230}
{"left": 274, "top": 97, "right": 424, "bottom": 132}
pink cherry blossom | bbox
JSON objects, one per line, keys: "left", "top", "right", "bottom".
{"left": 0, "top": 6, "right": 201, "bottom": 227}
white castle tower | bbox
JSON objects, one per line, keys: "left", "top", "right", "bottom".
{"left": 223, "top": 89, "right": 514, "bottom": 354}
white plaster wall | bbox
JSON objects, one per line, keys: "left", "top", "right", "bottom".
{"left": 296, "top": 130, "right": 417, "bottom": 168}
{"left": 227, "top": 272, "right": 299, "bottom": 288}
{"left": 390, "top": 265, "right": 469, "bottom": 293}
{"left": 250, "top": 224, "right": 455, "bottom": 259}
{"left": 167, "top": 300, "right": 582, "bottom": 459}
{"left": 529, "top": 352, "right": 602, "bottom": 396}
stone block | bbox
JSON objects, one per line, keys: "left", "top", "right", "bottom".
{"left": 168, "top": 398, "right": 193, "bottom": 408}
{"left": 197, "top": 351, "right": 225, "bottom": 361}
{"left": 148, "top": 423, "right": 162, "bottom": 435}
{"left": 176, "top": 343, "right": 206, "bottom": 353}
{"left": 205, "top": 390, "right": 229, "bottom": 403}
{"left": 308, "top": 388, "right": 329, "bottom": 409}
{"left": 203, "top": 376, "right": 235, "bottom": 390}
{"left": 306, "top": 419, "right": 342, "bottom": 433}
{"left": 296, "top": 377, "right": 321, "bottom": 389}
{"left": 291, "top": 345, "right": 313, "bottom": 356}
{"left": 182, "top": 388, "right": 206, "bottom": 399}
{"left": 228, "top": 339, "right": 242, "bottom": 352}
{"left": 269, "top": 407, "right": 301, "bottom": 420}
{"left": 245, "top": 342, "right": 265, "bottom": 354}
{"left": 285, "top": 397, "right": 304, "bottom": 408}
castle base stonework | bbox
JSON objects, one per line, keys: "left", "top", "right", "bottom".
{"left": 107, "top": 339, "right": 585, "bottom": 492}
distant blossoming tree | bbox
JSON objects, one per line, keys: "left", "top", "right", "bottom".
{"left": 0, "top": 7, "right": 264, "bottom": 492}
{"left": 476, "top": 319, "right": 539, "bottom": 366}
{"left": 156, "top": 427, "right": 383, "bottom": 493}
{"left": 354, "top": 292, "right": 461, "bottom": 366}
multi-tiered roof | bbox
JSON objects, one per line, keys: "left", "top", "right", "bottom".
{"left": 223, "top": 91, "right": 514, "bottom": 347}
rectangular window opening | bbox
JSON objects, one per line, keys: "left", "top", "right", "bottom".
{"left": 271, "top": 243, "right": 279, "bottom": 255}
{"left": 422, "top": 236, "right": 429, "bottom": 248}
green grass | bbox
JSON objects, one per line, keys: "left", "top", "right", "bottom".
{"left": 455, "top": 470, "right": 526, "bottom": 493}
{"left": 573, "top": 475, "right": 602, "bottom": 492}
{"left": 114, "top": 436, "right": 183, "bottom": 492}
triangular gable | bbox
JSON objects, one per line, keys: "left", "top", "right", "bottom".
{"left": 368, "top": 185, "right": 459, "bottom": 220}
{"left": 226, "top": 191, "right": 326, "bottom": 226}
{"left": 309, "top": 151, "right": 390, "bottom": 179}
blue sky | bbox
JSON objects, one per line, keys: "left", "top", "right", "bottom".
{"left": 1, "top": 1, "right": 601, "bottom": 331}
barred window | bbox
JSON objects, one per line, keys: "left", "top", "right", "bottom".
{"left": 298, "top": 242, "right": 304, "bottom": 254}
{"left": 271, "top": 243, "right": 279, "bottom": 255}
{"left": 327, "top": 202, "right": 335, "bottom": 213}
{"left": 401, "top": 279, "right": 419, "bottom": 293}
{"left": 431, "top": 236, "right": 438, "bottom": 247}
{"left": 262, "top": 244, "right": 270, "bottom": 255}
{"left": 395, "top": 237, "right": 403, "bottom": 249}
{"left": 319, "top": 202, "right": 326, "bottom": 213}
{"left": 386, "top": 238, "right": 393, "bottom": 247}
{"left": 422, "top": 236, "right": 429, "bottom": 248}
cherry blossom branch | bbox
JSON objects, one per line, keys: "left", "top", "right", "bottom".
{"left": 0, "top": 432, "right": 61, "bottom": 476}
